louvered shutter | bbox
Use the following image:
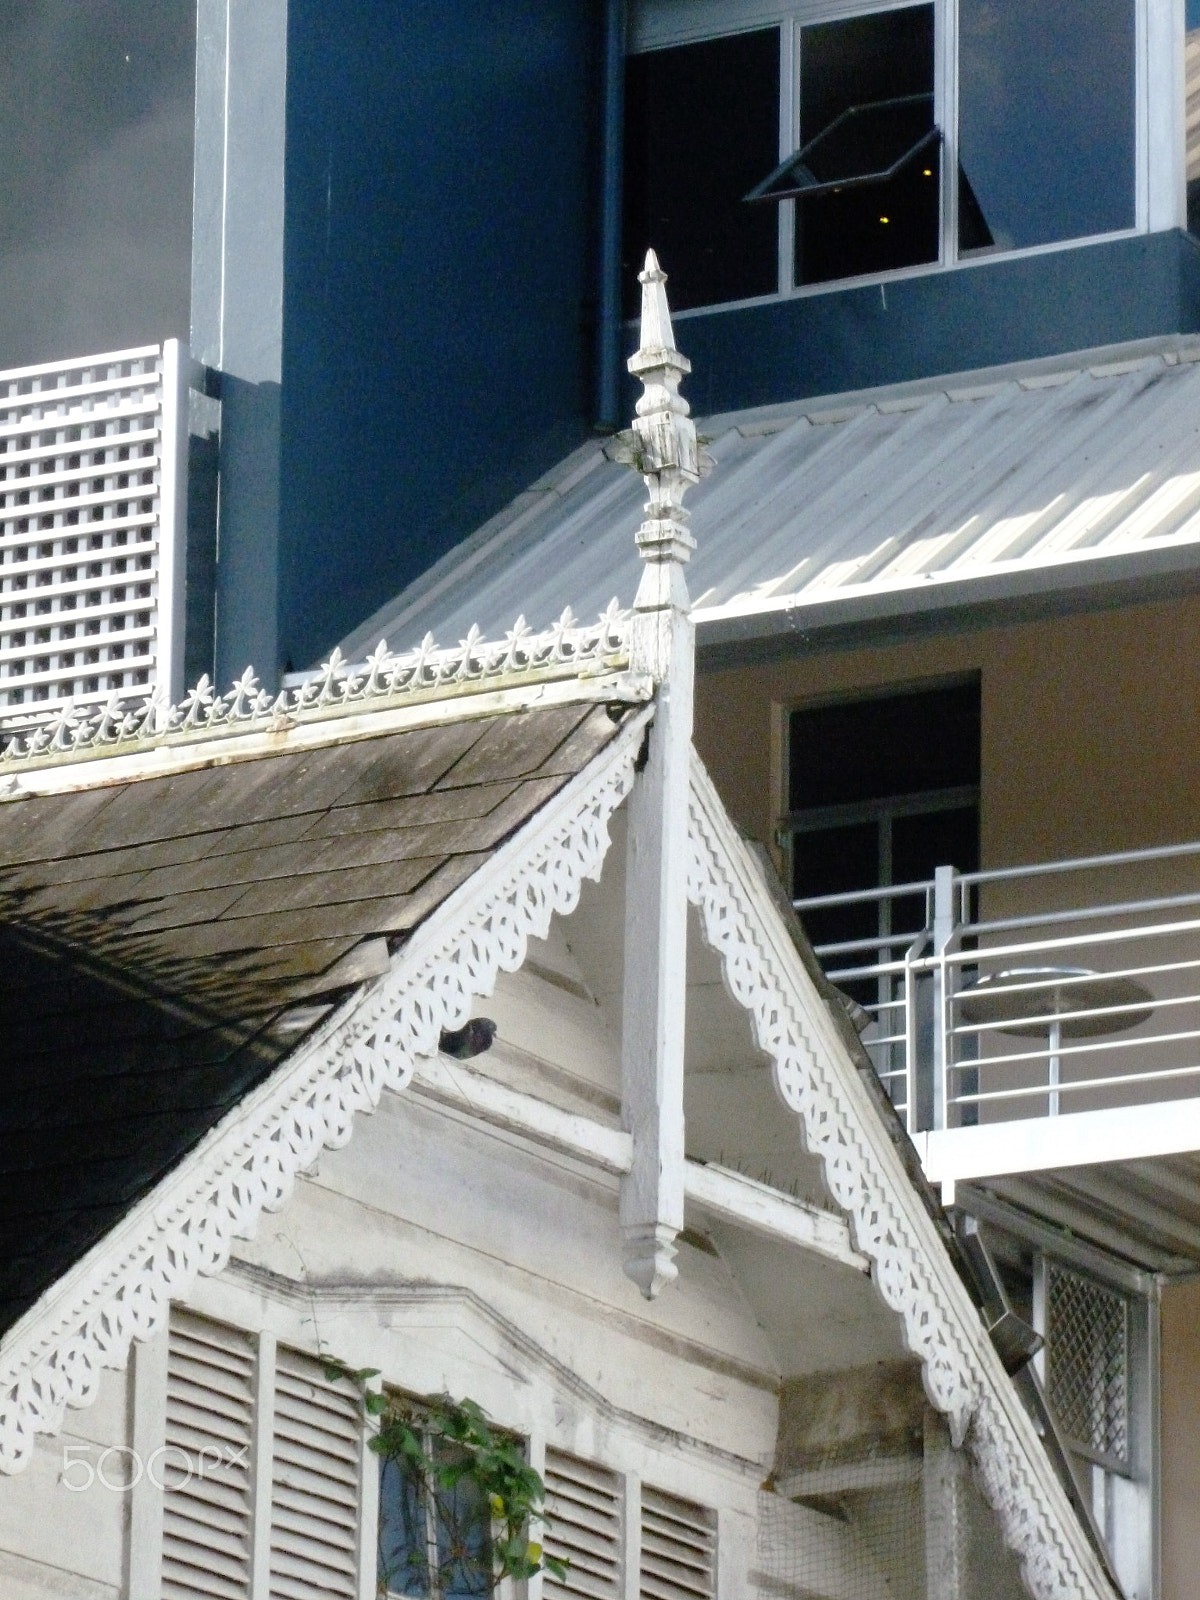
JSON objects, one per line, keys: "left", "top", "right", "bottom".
{"left": 162, "top": 1309, "right": 256, "bottom": 1600}
{"left": 639, "top": 1486, "right": 716, "bottom": 1600}
{"left": 269, "top": 1345, "right": 362, "bottom": 1599}
{"left": 543, "top": 1449, "right": 623, "bottom": 1600}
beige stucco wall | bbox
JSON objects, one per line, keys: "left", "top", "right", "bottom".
{"left": 1161, "top": 1279, "right": 1200, "bottom": 1600}
{"left": 694, "top": 592, "right": 1200, "bottom": 871}
{"left": 696, "top": 592, "right": 1200, "bottom": 1588}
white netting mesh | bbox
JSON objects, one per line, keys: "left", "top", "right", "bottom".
{"left": 754, "top": 1451, "right": 925, "bottom": 1600}
{"left": 753, "top": 1433, "right": 1029, "bottom": 1600}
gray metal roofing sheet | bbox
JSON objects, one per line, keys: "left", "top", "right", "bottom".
{"left": 342, "top": 345, "right": 1200, "bottom": 659}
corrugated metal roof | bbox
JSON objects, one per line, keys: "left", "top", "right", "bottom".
{"left": 342, "top": 339, "right": 1200, "bottom": 660}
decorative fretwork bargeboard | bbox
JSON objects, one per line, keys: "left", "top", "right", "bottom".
{"left": 0, "top": 603, "right": 632, "bottom": 769}
{"left": 0, "top": 345, "right": 185, "bottom": 727}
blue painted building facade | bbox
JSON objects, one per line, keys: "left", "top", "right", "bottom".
{"left": 193, "top": 0, "right": 1200, "bottom": 681}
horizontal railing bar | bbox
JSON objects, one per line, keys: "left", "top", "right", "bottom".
{"left": 952, "top": 1059, "right": 1200, "bottom": 1105}
{"left": 960, "top": 837, "right": 1200, "bottom": 888}
{"left": 939, "top": 915, "right": 1200, "bottom": 969}
{"left": 948, "top": 1022, "right": 1200, "bottom": 1071}
{"left": 795, "top": 880, "right": 934, "bottom": 910}
{"left": 811, "top": 931, "right": 928, "bottom": 957}
{"left": 963, "top": 889, "right": 1200, "bottom": 939}
{"left": 824, "top": 959, "right": 910, "bottom": 982}
{"left": 955, "top": 953, "right": 1200, "bottom": 994}
{"left": 951, "top": 989, "right": 1200, "bottom": 1038}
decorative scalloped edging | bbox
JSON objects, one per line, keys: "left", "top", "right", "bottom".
{"left": 0, "top": 709, "right": 648, "bottom": 1474}
{"left": 685, "top": 756, "right": 1116, "bottom": 1600}
{"left": 0, "top": 603, "right": 631, "bottom": 767}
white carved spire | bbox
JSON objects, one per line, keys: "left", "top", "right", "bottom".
{"left": 626, "top": 249, "right": 701, "bottom": 657}
{"left": 619, "top": 252, "right": 701, "bottom": 1299}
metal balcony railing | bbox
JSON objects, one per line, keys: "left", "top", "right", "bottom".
{"left": 795, "top": 840, "right": 1200, "bottom": 1136}
{"left": 0, "top": 341, "right": 190, "bottom": 733}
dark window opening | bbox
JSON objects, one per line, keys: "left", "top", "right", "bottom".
{"left": 623, "top": 28, "right": 781, "bottom": 315}
{"left": 789, "top": 683, "right": 981, "bottom": 1106}
{"left": 793, "top": 6, "right": 939, "bottom": 286}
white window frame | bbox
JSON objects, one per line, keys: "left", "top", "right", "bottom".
{"left": 628, "top": 0, "right": 1183, "bottom": 317}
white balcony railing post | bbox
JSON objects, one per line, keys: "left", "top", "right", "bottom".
{"left": 931, "top": 865, "right": 958, "bottom": 1131}
{"left": 156, "top": 338, "right": 190, "bottom": 706}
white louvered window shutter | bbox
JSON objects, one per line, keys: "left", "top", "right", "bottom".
{"left": 543, "top": 1448, "right": 623, "bottom": 1600}
{"left": 269, "top": 1345, "right": 363, "bottom": 1600}
{"left": 162, "top": 1309, "right": 256, "bottom": 1600}
{"left": 639, "top": 1486, "right": 716, "bottom": 1600}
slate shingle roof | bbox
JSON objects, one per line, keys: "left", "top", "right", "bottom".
{"left": 0, "top": 699, "right": 630, "bottom": 1334}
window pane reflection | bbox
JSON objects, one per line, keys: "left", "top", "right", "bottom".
{"left": 1187, "top": 0, "right": 1200, "bottom": 235}
{"left": 958, "top": 0, "right": 1135, "bottom": 253}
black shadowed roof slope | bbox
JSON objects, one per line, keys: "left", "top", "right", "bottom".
{"left": 0, "top": 700, "right": 629, "bottom": 1336}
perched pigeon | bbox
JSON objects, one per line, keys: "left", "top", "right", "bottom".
{"left": 438, "top": 1018, "right": 498, "bottom": 1060}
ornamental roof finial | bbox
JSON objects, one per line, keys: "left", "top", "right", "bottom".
{"left": 625, "top": 251, "right": 703, "bottom": 622}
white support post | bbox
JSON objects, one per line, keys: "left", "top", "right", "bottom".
{"left": 128, "top": 1327, "right": 170, "bottom": 1600}
{"left": 248, "top": 1328, "right": 277, "bottom": 1600}
{"left": 931, "top": 865, "right": 957, "bottom": 1136}
{"left": 524, "top": 1430, "right": 547, "bottom": 1600}
{"left": 357, "top": 1388, "right": 381, "bottom": 1600}
{"left": 619, "top": 251, "right": 702, "bottom": 1300}
{"left": 622, "top": 1471, "right": 642, "bottom": 1600}
{"left": 157, "top": 338, "right": 190, "bottom": 705}
{"left": 923, "top": 1409, "right": 966, "bottom": 1600}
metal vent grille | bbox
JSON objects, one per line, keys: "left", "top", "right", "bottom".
{"left": 544, "top": 1448, "right": 623, "bottom": 1600}
{"left": 162, "top": 1309, "right": 256, "bottom": 1600}
{"left": 640, "top": 1485, "right": 716, "bottom": 1600}
{"left": 0, "top": 344, "right": 179, "bottom": 724}
{"left": 269, "top": 1345, "right": 362, "bottom": 1599}
{"left": 1046, "top": 1262, "right": 1130, "bottom": 1469}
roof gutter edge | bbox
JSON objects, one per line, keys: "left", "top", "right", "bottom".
{"left": 694, "top": 542, "right": 1200, "bottom": 662}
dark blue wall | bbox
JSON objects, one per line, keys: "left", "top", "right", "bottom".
{"left": 277, "top": 0, "right": 603, "bottom": 672}
{"left": 636, "top": 231, "right": 1200, "bottom": 419}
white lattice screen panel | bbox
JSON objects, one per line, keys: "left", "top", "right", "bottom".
{"left": 269, "top": 1345, "right": 362, "bottom": 1600}
{"left": 0, "top": 342, "right": 186, "bottom": 727}
{"left": 640, "top": 1485, "right": 716, "bottom": 1600}
{"left": 544, "top": 1448, "right": 623, "bottom": 1600}
{"left": 162, "top": 1309, "right": 256, "bottom": 1600}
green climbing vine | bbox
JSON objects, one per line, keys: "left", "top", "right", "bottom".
{"left": 327, "top": 1366, "right": 568, "bottom": 1597}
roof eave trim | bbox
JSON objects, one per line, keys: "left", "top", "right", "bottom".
{"left": 0, "top": 669, "right": 651, "bottom": 799}
{"left": 686, "top": 754, "right": 1118, "bottom": 1600}
{"left": 694, "top": 539, "right": 1200, "bottom": 656}
{"left": 0, "top": 705, "right": 651, "bottom": 1475}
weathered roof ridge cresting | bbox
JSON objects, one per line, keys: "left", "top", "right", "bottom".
{"left": 0, "top": 602, "right": 632, "bottom": 770}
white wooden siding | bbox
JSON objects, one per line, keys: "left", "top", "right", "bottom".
{"left": 162, "top": 1310, "right": 256, "bottom": 1600}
